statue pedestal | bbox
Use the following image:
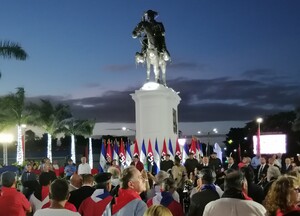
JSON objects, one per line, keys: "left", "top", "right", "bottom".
{"left": 131, "top": 82, "right": 181, "bottom": 150}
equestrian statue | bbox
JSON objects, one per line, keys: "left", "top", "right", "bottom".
{"left": 132, "top": 10, "right": 171, "bottom": 86}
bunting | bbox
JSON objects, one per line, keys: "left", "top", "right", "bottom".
{"left": 140, "top": 139, "right": 147, "bottom": 169}
{"left": 133, "top": 139, "right": 139, "bottom": 157}
{"left": 168, "top": 138, "right": 174, "bottom": 160}
{"left": 153, "top": 138, "right": 160, "bottom": 175}
{"left": 182, "top": 140, "right": 189, "bottom": 164}
{"left": 175, "top": 138, "right": 182, "bottom": 160}
{"left": 106, "top": 139, "right": 112, "bottom": 161}
{"left": 161, "top": 138, "right": 168, "bottom": 159}
{"left": 147, "top": 139, "right": 154, "bottom": 166}
{"left": 125, "top": 142, "right": 132, "bottom": 167}
{"left": 119, "top": 139, "right": 126, "bottom": 167}
{"left": 99, "top": 140, "right": 107, "bottom": 173}
{"left": 113, "top": 139, "right": 119, "bottom": 165}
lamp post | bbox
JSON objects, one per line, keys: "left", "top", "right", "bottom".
{"left": 0, "top": 133, "right": 14, "bottom": 166}
{"left": 256, "top": 118, "right": 263, "bottom": 155}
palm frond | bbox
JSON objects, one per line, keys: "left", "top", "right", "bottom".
{"left": 0, "top": 41, "right": 28, "bottom": 60}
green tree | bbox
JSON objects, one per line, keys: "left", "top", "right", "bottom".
{"left": 28, "top": 99, "right": 72, "bottom": 162}
{"left": 0, "top": 41, "right": 28, "bottom": 78}
{"left": 61, "top": 118, "right": 94, "bottom": 163}
{"left": 0, "top": 87, "right": 29, "bottom": 164}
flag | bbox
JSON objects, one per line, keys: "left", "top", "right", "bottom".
{"left": 153, "top": 139, "right": 160, "bottom": 175}
{"left": 168, "top": 138, "right": 174, "bottom": 160}
{"left": 99, "top": 141, "right": 107, "bottom": 173}
{"left": 175, "top": 138, "right": 182, "bottom": 160}
{"left": 125, "top": 142, "right": 132, "bottom": 167}
{"left": 214, "top": 143, "right": 223, "bottom": 163}
{"left": 106, "top": 139, "right": 112, "bottom": 161}
{"left": 147, "top": 139, "right": 154, "bottom": 165}
{"left": 198, "top": 140, "right": 204, "bottom": 157}
{"left": 161, "top": 138, "right": 168, "bottom": 159}
{"left": 113, "top": 139, "right": 119, "bottom": 165}
{"left": 189, "top": 137, "right": 197, "bottom": 155}
{"left": 182, "top": 141, "right": 189, "bottom": 164}
{"left": 133, "top": 139, "right": 139, "bottom": 157}
{"left": 119, "top": 139, "right": 126, "bottom": 167}
{"left": 140, "top": 139, "right": 147, "bottom": 170}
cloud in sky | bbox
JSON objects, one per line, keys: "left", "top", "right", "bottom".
{"left": 27, "top": 68, "right": 300, "bottom": 123}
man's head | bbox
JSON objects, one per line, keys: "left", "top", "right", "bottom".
{"left": 189, "top": 152, "right": 194, "bottom": 159}
{"left": 224, "top": 170, "right": 247, "bottom": 192}
{"left": 285, "top": 158, "right": 291, "bottom": 165}
{"left": 26, "top": 163, "right": 32, "bottom": 172}
{"left": 50, "top": 179, "right": 69, "bottom": 202}
{"left": 1, "top": 171, "right": 16, "bottom": 187}
{"left": 67, "top": 159, "right": 73, "bottom": 165}
{"left": 70, "top": 173, "right": 82, "bottom": 188}
{"left": 82, "top": 174, "right": 94, "bottom": 186}
{"left": 260, "top": 156, "right": 266, "bottom": 165}
{"left": 133, "top": 155, "right": 139, "bottom": 163}
{"left": 198, "top": 168, "right": 214, "bottom": 185}
{"left": 228, "top": 157, "right": 234, "bottom": 165}
{"left": 121, "top": 166, "right": 145, "bottom": 193}
{"left": 94, "top": 172, "right": 112, "bottom": 191}
{"left": 39, "top": 172, "right": 52, "bottom": 186}
{"left": 155, "top": 170, "right": 169, "bottom": 185}
{"left": 210, "top": 152, "right": 217, "bottom": 159}
{"left": 112, "top": 159, "right": 117, "bottom": 166}
{"left": 165, "top": 154, "right": 170, "bottom": 161}
{"left": 161, "top": 177, "right": 176, "bottom": 192}
{"left": 81, "top": 157, "right": 87, "bottom": 164}
{"left": 202, "top": 156, "right": 209, "bottom": 164}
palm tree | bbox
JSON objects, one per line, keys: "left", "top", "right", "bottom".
{"left": 62, "top": 118, "right": 94, "bottom": 164}
{"left": 0, "top": 87, "right": 29, "bottom": 165}
{"left": 0, "top": 41, "right": 28, "bottom": 78}
{"left": 82, "top": 120, "right": 95, "bottom": 168}
{"left": 28, "top": 99, "right": 72, "bottom": 162}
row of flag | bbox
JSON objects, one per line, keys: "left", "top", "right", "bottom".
{"left": 99, "top": 137, "right": 206, "bottom": 174}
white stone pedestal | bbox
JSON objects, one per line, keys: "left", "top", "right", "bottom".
{"left": 131, "top": 82, "right": 181, "bottom": 150}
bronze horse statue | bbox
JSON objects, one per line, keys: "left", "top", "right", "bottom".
{"left": 132, "top": 10, "right": 170, "bottom": 86}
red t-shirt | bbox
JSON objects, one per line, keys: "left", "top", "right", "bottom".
{"left": 0, "top": 187, "right": 31, "bottom": 216}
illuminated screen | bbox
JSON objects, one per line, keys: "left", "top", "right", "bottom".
{"left": 253, "top": 134, "right": 286, "bottom": 154}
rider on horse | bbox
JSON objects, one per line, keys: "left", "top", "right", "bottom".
{"left": 133, "top": 10, "right": 170, "bottom": 62}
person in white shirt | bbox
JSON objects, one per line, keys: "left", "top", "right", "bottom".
{"left": 34, "top": 179, "right": 80, "bottom": 216}
{"left": 203, "top": 170, "right": 266, "bottom": 216}
{"left": 78, "top": 156, "right": 91, "bottom": 175}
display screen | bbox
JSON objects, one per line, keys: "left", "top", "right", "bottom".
{"left": 253, "top": 134, "right": 286, "bottom": 154}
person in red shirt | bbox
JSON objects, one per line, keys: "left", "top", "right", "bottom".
{"left": 0, "top": 171, "right": 32, "bottom": 216}
{"left": 130, "top": 155, "right": 144, "bottom": 172}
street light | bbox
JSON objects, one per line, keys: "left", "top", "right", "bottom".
{"left": 0, "top": 133, "right": 14, "bottom": 166}
{"left": 256, "top": 117, "right": 263, "bottom": 155}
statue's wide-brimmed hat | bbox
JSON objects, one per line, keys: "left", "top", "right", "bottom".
{"left": 144, "top": 10, "right": 158, "bottom": 19}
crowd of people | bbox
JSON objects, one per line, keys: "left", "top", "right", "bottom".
{"left": 1, "top": 152, "right": 300, "bottom": 216}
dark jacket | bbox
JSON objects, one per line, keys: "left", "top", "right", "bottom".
{"left": 188, "top": 187, "right": 220, "bottom": 216}
{"left": 68, "top": 185, "right": 96, "bottom": 210}
{"left": 184, "top": 158, "right": 199, "bottom": 176}
{"left": 160, "top": 160, "right": 174, "bottom": 172}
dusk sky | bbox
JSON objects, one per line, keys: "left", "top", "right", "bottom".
{"left": 1, "top": 0, "right": 300, "bottom": 133}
